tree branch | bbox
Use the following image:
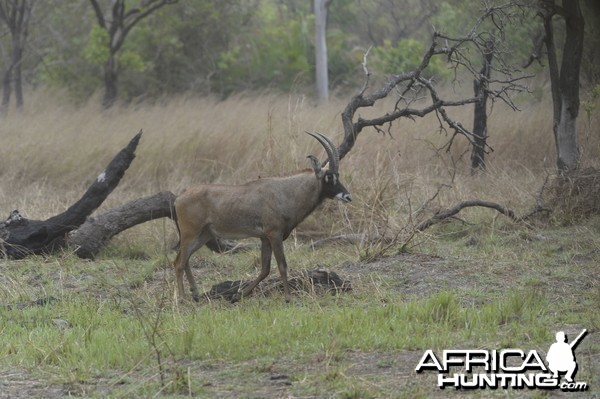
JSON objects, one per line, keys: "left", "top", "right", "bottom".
{"left": 414, "top": 199, "right": 518, "bottom": 232}
{"left": 336, "top": 4, "right": 529, "bottom": 164}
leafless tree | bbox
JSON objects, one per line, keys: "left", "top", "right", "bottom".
{"left": 335, "top": 3, "right": 530, "bottom": 165}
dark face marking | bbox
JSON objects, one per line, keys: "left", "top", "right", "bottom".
{"left": 322, "top": 172, "right": 352, "bottom": 202}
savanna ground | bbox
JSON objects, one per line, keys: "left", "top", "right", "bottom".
{"left": 0, "top": 90, "right": 599, "bottom": 398}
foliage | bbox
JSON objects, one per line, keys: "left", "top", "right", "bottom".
{"left": 6, "top": 0, "right": 587, "bottom": 103}
{"left": 372, "top": 38, "right": 450, "bottom": 78}
{"left": 82, "top": 25, "right": 110, "bottom": 64}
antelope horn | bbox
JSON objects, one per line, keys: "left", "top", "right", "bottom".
{"left": 305, "top": 131, "right": 340, "bottom": 174}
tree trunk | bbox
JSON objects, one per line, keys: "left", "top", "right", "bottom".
{"left": 103, "top": 55, "right": 118, "bottom": 108}
{"left": 69, "top": 191, "right": 177, "bottom": 259}
{"left": 13, "top": 33, "right": 24, "bottom": 110}
{"left": 0, "top": 0, "right": 32, "bottom": 113}
{"left": 470, "top": 42, "right": 493, "bottom": 172}
{"left": 1, "top": 66, "right": 11, "bottom": 114}
{"left": 544, "top": 0, "right": 584, "bottom": 172}
{"left": 314, "top": 0, "right": 329, "bottom": 105}
{"left": 0, "top": 132, "right": 142, "bottom": 259}
{"left": 68, "top": 190, "right": 244, "bottom": 259}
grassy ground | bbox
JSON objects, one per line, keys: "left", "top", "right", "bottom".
{"left": 0, "top": 90, "right": 599, "bottom": 398}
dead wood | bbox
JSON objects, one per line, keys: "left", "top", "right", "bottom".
{"left": 68, "top": 191, "right": 177, "bottom": 259}
{"left": 1, "top": 131, "right": 143, "bottom": 259}
{"left": 68, "top": 190, "right": 246, "bottom": 259}
{"left": 307, "top": 233, "right": 366, "bottom": 249}
{"left": 203, "top": 268, "right": 352, "bottom": 302}
{"left": 415, "top": 199, "right": 519, "bottom": 232}
{"left": 0, "top": 131, "right": 244, "bottom": 260}
{"left": 334, "top": 4, "right": 531, "bottom": 164}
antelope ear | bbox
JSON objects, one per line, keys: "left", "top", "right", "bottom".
{"left": 307, "top": 155, "right": 324, "bottom": 178}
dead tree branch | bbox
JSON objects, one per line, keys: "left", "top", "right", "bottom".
{"left": 336, "top": 3, "right": 531, "bottom": 161}
{"left": 414, "top": 199, "right": 518, "bottom": 232}
{"left": 68, "top": 191, "right": 177, "bottom": 259}
{"left": 68, "top": 190, "right": 244, "bottom": 259}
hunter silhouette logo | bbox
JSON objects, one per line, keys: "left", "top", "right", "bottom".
{"left": 546, "top": 329, "right": 587, "bottom": 383}
{"left": 415, "top": 329, "right": 589, "bottom": 391}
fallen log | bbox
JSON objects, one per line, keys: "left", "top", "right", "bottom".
{"left": 1, "top": 132, "right": 143, "bottom": 259}
{"left": 68, "top": 191, "right": 243, "bottom": 259}
{"left": 68, "top": 191, "right": 178, "bottom": 259}
{"left": 0, "top": 130, "right": 245, "bottom": 259}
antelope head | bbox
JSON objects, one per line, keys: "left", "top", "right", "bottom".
{"left": 305, "top": 131, "right": 352, "bottom": 203}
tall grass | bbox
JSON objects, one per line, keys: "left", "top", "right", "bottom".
{"left": 0, "top": 89, "right": 598, "bottom": 237}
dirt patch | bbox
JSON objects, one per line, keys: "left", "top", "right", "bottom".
{"left": 340, "top": 252, "right": 512, "bottom": 303}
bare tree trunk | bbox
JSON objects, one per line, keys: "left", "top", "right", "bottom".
{"left": 542, "top": 0, "right": 584, "bottom": 172}
{"left": 88, "top": 0, "right": 177, "bottom": 109}
{"left": 1, "top": 66, "right": 11, "bottom": 114}
{"left": 68, "top": 191, "right": 243, "bottom": 259}
{"left": 13, "top": 32, "right": 24, "bottom": 109}
{"left": 314, "top": 0, "right": 329, "bottom": 105}
{"left": 470, "top": 41, "right": 494, "bottom": 172}
{"left": 103, "top": 55, "right": 118, "bottom": 108}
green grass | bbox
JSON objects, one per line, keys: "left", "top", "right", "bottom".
{"left": 2, "top": 231, "right": 599, "bottom": 398}
{"left": 1, "top": 92, "right": 599, "bottom": 397}
{"left": 1, "top": 224, "right": 598, "bottom": 398}
{"left": 0, "top": 252, "right": 585, "bottom": 397}
{"left": 1, "top": 283, "right": 549, "bottom": 368}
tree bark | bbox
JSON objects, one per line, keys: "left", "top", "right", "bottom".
{"left": 1, "top": 65, "right": 12, "bottom": 114}
{"left": 68, "top": 190, "right": 246, "bottom": 259}
{"left": 314, "top": 0, "right": 329, "bottom": 105}
{"left": 103, "top": 55, "right": 119, "bottom": 108}
{"left": 414, "top": 199, "right": 518, "bottom": 232}
{"left": 0, "top": 0, "right": 33, "bottom": 113}
{"left": 0, "top": 132, "right": 142, "bottom": 259}
{"left": 69, "top": 191, "right": 177, "bottom": 259}
{"left": 542, "top": 0, "right": 584, "bottom": 172}
{"left": 470, "top": 41, "right": 494, "bottom": 172}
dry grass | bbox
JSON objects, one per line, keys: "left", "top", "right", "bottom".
{"left": 0, "top": 89, "right": 599, "bottom": 241}
{"left": 1, "top": 89, "right": 599, "bottom": 398}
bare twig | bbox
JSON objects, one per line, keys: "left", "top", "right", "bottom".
{"left": 414, "top": 199, "right": 518, "bottom": 232}
{"left": 335, "top": 3, "right": 530, "bottom": 162}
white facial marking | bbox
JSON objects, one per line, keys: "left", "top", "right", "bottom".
{"left": 335, "top": 192, "right": 352, "bottom": 202}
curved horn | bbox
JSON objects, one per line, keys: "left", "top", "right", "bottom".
{"left": 305, "top": 131, "right": 340, "bottom": 174}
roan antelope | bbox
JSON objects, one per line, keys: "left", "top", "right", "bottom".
{"left": 173, "top": 132, "right": 351, "bottom": 302}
